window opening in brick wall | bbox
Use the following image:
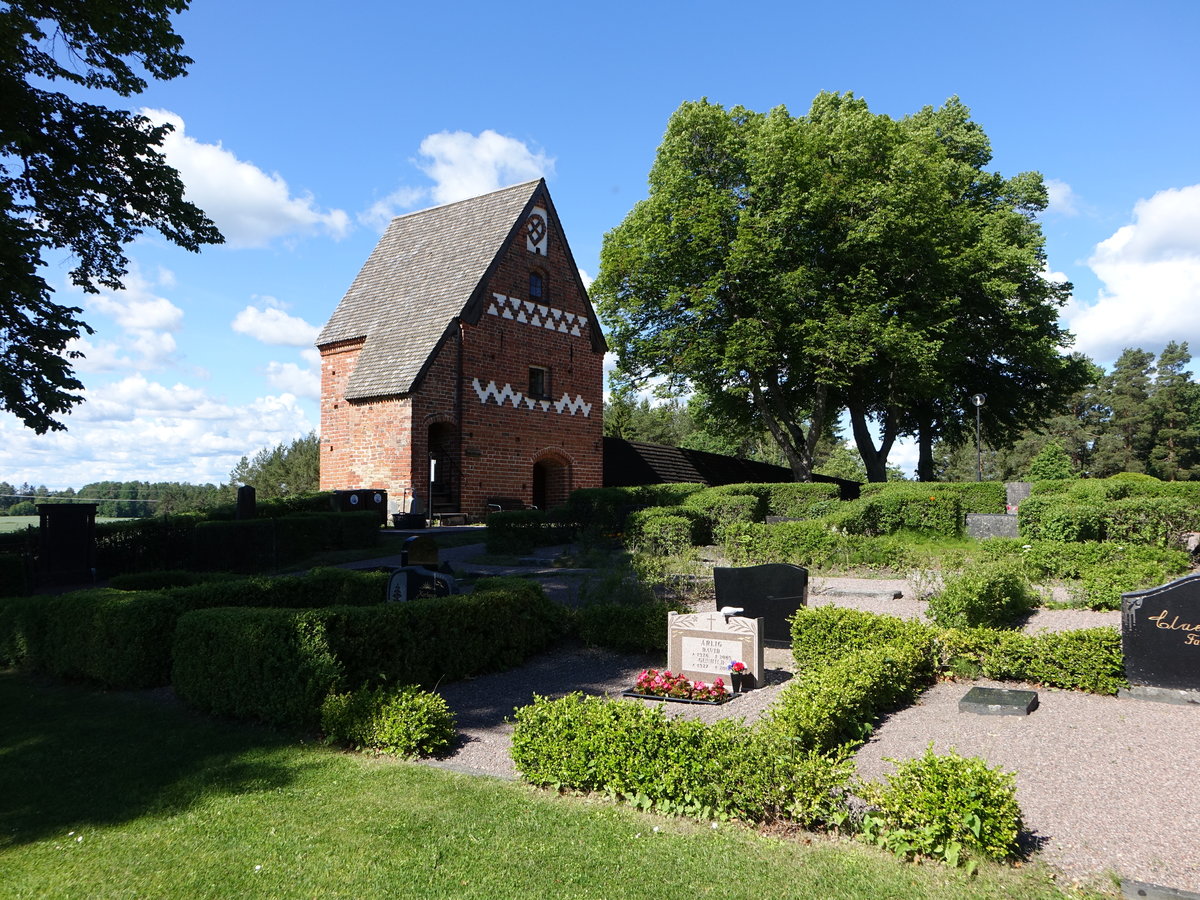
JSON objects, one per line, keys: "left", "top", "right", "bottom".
{"left": 528, "top": 365, "right": 551, "bottom": 400}
{"left": 529, "top": 271, "right": 544, "bottom": 301}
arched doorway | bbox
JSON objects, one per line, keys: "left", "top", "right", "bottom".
{"left": 532, "top": 455, "right": 570, "bottom": 510}
{"left": 427, "top": 423, "right": 459, "bottom": 513}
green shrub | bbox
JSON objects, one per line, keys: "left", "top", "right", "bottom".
{"left": 172, "top": 576, "right": 566, "bottom": 728}
{"left": 485, "top": 509, "right": 573, "bottom": 554}
{"left": 683, "top": 491, "right": 762, "bottom": 542}
{"left": 575, "top": 599, "right": 680, "bottom": 653}
{"left": 827, "top": 490, "right": 962, "bottom": 539}
{"left": 625, "top": 508, "right": 705, "bottom": 552}
{"left": 105, "top": 569, "right": 241, "bottom": 591}
{"left": 764, "top": 482, "right": 841, "bottom": 519}
{"left": 632, "top": 483, "right": 706, "bottom": 508}
{"left": 860, "top": 481, "right": 1005, "bottom": 515}
{"left": 0, "top": 552, "right": 30, "bottom": 597}
{"left": 562, "top": 487, "right": 637, "bottom": 537}
{"left": 1103, "top": 496, "right": 1200, "bottom": 547}
{"left": 95, "top": 516, "right": 198, "bottom": 574}
{"left": 937, "top": 626, "right": 1124, "bottom": 694}
{"left": 0, "top": 589, "right": 181, "bottom": 688}
{"left": 860, "top": 746, "right": 1023, "bottom": 864}
{"left": 768, "top": 640, "right": 937, "bottom": 752}
{"left": 321, "top": 685, "right": 456, "bottom": 757}
{"left": 510, "top": 692, "right": 853, "bottom": 825}
{"left": 926, "top": 562, "right": 1039, "bottom": 629}
{"left": 791, "top": 606, "right": 933, "bottom": 672}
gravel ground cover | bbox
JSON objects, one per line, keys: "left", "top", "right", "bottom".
{"left": 406, "top": 560, "right": 1196, "bottom": 894}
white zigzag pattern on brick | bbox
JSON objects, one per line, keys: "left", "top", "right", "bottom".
{"left": 472, "top": 379, "right": 592, "bottom": 418}
{"left": 485, "top": 293, "right": 585, "bottom": 337}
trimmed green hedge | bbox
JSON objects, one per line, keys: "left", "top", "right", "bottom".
{"left": 0, "top": 589, "right": 181, "bottom": 688}
{"left": 172, "top": 578, "right": 567, "bottom": 728}
{"left": 938, "top": 626, "right": 1125, "bottom": 694}
{"left": 826, "top": 489, "right": 963, "bottom": 538}
{"left": 926, "top": 562, "right": 1039, "bottom": 630}
{"left": 768, "top": 640, "right": 937, "bottom": 752}
{"left": 860, "top": 481, "right": 1006, "bottom": 515}
{"left": 510, "top": 693, "right": 852, "bottom": 825}
{"left": 485, "top": 509, "right": 573, "bottom": 554}
{"left": 0, "top": 552, "right": 30, "bottom": 598}
{"left": 625, "top": 507, "right": 707, "bottom": 552}
{"left": 0, "top": 568, "right": 391, "bottom": 689}
{"left": 765, "top": 482, "right": 840, "bottom": 519}
{"left": 790, "top": 605, "right": 932, "bottom": 671}
{"left": 1019, "top": 495, "right": 1200, "bottom": 546}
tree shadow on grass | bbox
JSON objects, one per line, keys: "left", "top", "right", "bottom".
{"left": 0, "top": 671, "right": 306, "bottom": 847}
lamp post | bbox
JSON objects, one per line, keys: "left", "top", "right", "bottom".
{"left": 970, "top": 393, "right": 987, "bottom": 482}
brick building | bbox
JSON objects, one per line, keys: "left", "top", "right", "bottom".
{"left": 316, "top": 180, "right": 606, "bottom": 518}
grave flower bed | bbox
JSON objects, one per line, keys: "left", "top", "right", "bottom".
{"left": 624, "top": 668, "right": 731, "bottom": 704}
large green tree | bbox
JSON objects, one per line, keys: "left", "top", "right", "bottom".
{"left": 228, "top": 433, "right": 320, "bottom": 501}
{"left": 1, "top": 0, "right": 222, "bottom": 433}
{"left": 593, "top": 94, "right": 1086, "bottom": 482}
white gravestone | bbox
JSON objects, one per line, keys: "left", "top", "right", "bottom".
{"left": 667, "top": 611, "right": 764, "bottom": 689}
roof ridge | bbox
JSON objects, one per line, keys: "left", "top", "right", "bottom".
{"left": 387, "top": 178, "right": 544, "bottom": 223}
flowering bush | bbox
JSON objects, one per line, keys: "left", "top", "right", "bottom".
{"left": 634, "top": 668, "right": 729, "bottom": 702}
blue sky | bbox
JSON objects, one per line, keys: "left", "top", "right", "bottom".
{"left": 3, "top": 0, "right": 1199, "bottom": 489}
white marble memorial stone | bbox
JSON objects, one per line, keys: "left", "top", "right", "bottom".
{"left": 667, "top": 611, "right": 764, "bottom": 688}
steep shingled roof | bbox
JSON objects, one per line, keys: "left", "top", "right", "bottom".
{"left": 316, "top": 180, "right": 543, "bottom": 400}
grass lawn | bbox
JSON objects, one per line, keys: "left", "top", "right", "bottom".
{"left": 0, "top": 672, "right": 1096, "bottom": 900}
{"left": 0, "top": 516, "right": 134, "bottom": 534}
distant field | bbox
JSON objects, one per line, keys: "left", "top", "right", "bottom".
{"left": 0, "top": 516, "right": 131, "bottom": 533}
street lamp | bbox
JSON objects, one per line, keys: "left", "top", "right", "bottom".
{"left": 970, "top": 393, "right": 987, "bottom": 482}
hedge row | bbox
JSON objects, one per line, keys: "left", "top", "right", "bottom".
{"left": 510, "top": 693, "right": 852, "bottom": 825}
{"left": 860, "top": 481, "right": 1006, "bottom": 515}
{"left": 484, "top": 509, "right": 574, "bottom": 554}
{"left": 0, "top": 568, "right": 390, "bottom": 689}
{"left": 0, "top": 552, "right": 30, "bottom": 598}
{"left": 1030, "top": 473, "right": 1200, "bottom": 501}
{"left": 95, "top": 510, "right": 382, "bottom": 574}
{"left": 1017, "top": 495, "right": 1200, "bottom": 546}
{"left": 172, "top": 577, "right": 566, "bottom": 728}
{"left": 791, "top": 605, "right": 1125, "bottom": 695}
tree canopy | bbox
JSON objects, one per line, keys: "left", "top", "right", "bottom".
{"left": 592, "top": 94, "right": 1087, "bottom": 481}
{"left": 1, "top": 0, "right": 222, "bottom": 433}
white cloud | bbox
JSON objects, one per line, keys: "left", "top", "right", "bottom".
{"left": 265, "top": 361, "right": 320, "bottom": 399}
{"left": 420, "top": 130, "right": 553, "bottom": 205}
{"left": 232, "top": 298, "right": 320, "bottom": 346}
{"left": 0, "top": 379, "right": 314, "bottom": 488}
{"left": 1045, "top": 178, "right": 1080, "bottom": 217}
{"left": 1065, "top": 184, "right": 1200, "bottom": 363}
{"left": 68, "top": 268, "right": 183, "bottom": 372}
{"left": 578, "top": 268, "right": 593, "bottom": 289}
{"left": 357, "top": 130, "right": 553, "bottom": 228}
{"left": 144, "top": 108, "right": 350, "bottom": 248}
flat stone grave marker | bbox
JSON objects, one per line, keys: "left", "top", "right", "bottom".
{"left": 959, "top": 686, "right": 1039, "bottom": 716}
{"left": 667, "top": 611, "right": 764, "bottom": 690}
{"left": 1122, "top": 574, "right": 1200, "bottom": 704}
{"left": 712, "top": 564, "right": 807, "bottom": 645}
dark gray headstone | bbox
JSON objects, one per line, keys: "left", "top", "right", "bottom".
{"left": 1122, "top": 574, "right": 1200, "bottom": 694}
{"left": 386, "top": 566, "right": 458, "bottom": 603}
{"left": 958, "top": 686, "right": 1038, "bottom": 716}
{"left": 965, "top": 513, "right": 1020, "bottom": 540}
{"left": 236, "top": 484, "right": 257, "bottom": 520}
{"left": 713, "top": 564, "right": 807, "bottom": 645}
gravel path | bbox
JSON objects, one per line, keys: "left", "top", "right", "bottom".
{"left": 407, "top": 564, "right": 1198, "bottom": 893}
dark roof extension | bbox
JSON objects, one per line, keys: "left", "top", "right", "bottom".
{"left": 317, "top": 179, "right": 601, "bottom": 400}
{"left": 603, "top": 437, "right": 860, "bottom": 498}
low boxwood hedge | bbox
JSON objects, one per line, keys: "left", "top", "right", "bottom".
{"left": 172, "top": 577, "right": 567, "bottom": 728}
{"left": 510, "top": 692, "right": 852, "bottom": 825}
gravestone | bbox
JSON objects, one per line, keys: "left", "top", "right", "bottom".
{"left": 37, "top": 503, "right": 97, "bottom": 584}
{"left": 965, "top": 513, "right": 1020, "bottom": 540}
{"left": 236, "top": 484, "right": 256, "bottom": 520}
{"left": 712, "top": 564, "right": 807, "bottom": 645}
{"left": 667, "top": 611, "right": 764, "bottom": 689}
{"left": 1004, "top": 481, "right": 1032, "bottom": 513}
{"left": 1121, "top": 574, "right": 1200, "bottom": 704}
{"left": 959, "top": 686, "right": 1038, "bottom": 716}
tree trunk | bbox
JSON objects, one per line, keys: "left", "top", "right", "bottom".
{"left": 848, "top": 403, "right": 896, "bottom": 482}
{"left": 916, "top": 418, "right": 936, "bottom": 482}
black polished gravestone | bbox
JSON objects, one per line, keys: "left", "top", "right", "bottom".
{"left": 713, "top": 564, "right": 808, "bottom": 645}
{"left": 1122, "top": 574, "right": 1200, "bottom": 702}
